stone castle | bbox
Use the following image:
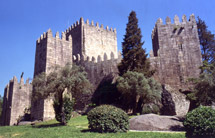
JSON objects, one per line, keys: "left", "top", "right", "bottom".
{"left": 150, "top": 14, "right": 202, "bottom": 91}
{"left": 1, "top": 14, "right": 202, "bottom": 125}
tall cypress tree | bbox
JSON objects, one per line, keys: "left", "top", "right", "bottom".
{"left": 118, "top": 11, "right": 150, "bottom": 76}
{"left": 197, "top": 17, "right": 215, "bottom": 63}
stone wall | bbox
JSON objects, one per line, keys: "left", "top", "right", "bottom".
{"left": 1, "top": 77, "right": 32, "bottom": 126}
{"left": 72, "top": 52, "right": 121, "bottom": 110}
{"left": 34, "top": 29, "right": 73, "bottom": 76}
{"left": 31, "top": 18, "right": 119, "bottom": 121}
{"left": 32, "top": 29, "right": 73, "bottom": 121}
{"left": 65, "top": 18, "right": 118, "bottom": 60}
{"left": 73, "top": 52, "right": 121, "bottom": 87}
{"left": 150, "top": 14, "right": 202, "bottom": 91}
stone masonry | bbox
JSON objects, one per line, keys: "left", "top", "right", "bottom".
{"left": 1, "top": 77, "right": 32, "bottom": 125}
{"left": 1, "top": 15, "right": 203, "bottom": 125}
{"left": 150, "top": 14, "right": 202, "bottom": 115}
{"left": 150, "top": 14, "right": 202, "bottom": 90}
{"left": 31, "top": 18, "right": 119, "bottom": 121}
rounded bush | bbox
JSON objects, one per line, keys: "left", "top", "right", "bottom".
{"left": 183, "top": 106, "right": 215, "bottom": 138}
{"left": 87, "top": 105, "right": 129, "bottom": 133}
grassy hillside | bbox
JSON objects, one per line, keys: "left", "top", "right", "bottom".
{"left": 0, "top": 116, "right": 185, "bottom": 138}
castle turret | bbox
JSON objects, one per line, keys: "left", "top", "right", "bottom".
{"left": 150, "top": 14, "right": 202, "bottom": 90}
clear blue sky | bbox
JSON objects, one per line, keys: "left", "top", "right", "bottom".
{"left": 0, "top": 0, "right": 215, "bottom": 96}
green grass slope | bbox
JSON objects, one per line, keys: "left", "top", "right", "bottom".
{"left": 0, "top": 116, "right": 185, "bottom": 138}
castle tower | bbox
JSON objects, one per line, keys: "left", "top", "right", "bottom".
{"left": 32, "top": 29, "right": 73, "bottom": 120}
{"left": 65, "top": 17, "right": 118, "bottom": 60}
{"left": 1, "top": 76, "right": 32, "bottom": 125}
{"left": 34, "top": 29, "right": 73, "bottom": 76}
{"left": 32, "top": 18, "right": 118, "bottom": 121}
{"left": 150, "top": 14, "right": 202, "bottom": 90}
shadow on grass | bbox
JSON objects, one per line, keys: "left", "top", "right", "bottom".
{"left": 32, "top": 123, "right": 63, "bottom": 128}
{"left": 81, "top": 129, "right": 92, "bottom": 132}
{"left": 81, "top": 129, "right": 104, "bottom": 133}
{"left": 170, "top": 125, "right": 185, "bottom": 131}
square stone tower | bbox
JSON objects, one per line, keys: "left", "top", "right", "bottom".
{"left": 1, "top": 77, "right": 32, "bottom": 125}
{"left": 150, "top": 14, "right": 202, "bottom": 90}
{"left": 31, "top": 18, "right": 118, "bottom": 121}
{"left": 32, "top": 29, "right": 73, "bottom": 121}
{"left": 65, "top": 18, "right": 118, "bottom": 60}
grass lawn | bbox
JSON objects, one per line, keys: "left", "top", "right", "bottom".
{"left": 0, "top": 116, "right": 185, "bottom": 138}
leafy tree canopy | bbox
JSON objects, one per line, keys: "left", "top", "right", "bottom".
{"left": 32, "top": 64, "right": 92, "bottom": 125}
{"left": 116, "top": 71, "right": 161, "bottom": 114}
{"left": 197, "top": 17, "right": 215, "bottom": 64}
{"left": 187, "top": 63, "right": 215, "bottom": 108}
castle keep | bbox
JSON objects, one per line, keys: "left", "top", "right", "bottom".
{"left": 150, "top": 14, "right": 202, "bottom": 90}
{"left": 1, "top": 14, "right": 202, "bottom": 125}
{"left": 32, "top": 18, "right": 120, "bottom": 121}
{"left": 150, "top": 14, "right": 202, "bottom": 115}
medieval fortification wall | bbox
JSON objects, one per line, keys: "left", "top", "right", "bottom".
{"left": 31, "top": 18, "right": 119, "bottom": 121}
{"left": 1, "top": 15, "right": 203, "bottom": 125}
{"left": 150, "top": 14, "right": 202, "bottom": 91}
{"left": 1, "top": 77, "right": 32, "bottom": 125}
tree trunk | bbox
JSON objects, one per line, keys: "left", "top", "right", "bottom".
{"left": 59, "top": 92, "right": 66, "bottom": 125}
{"left": 134, "top": 95, "right": 140, "bottom": 114}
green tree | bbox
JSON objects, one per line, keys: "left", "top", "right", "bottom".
{"left": 197, "top": 16, "right": 215, "bottom": 63}
{"left": 32, "top": 64, "right": 92, "bottom": 125}
{"left": 0, "top": 95, "right": 3, "bottom": 118}
{"left": 187, "top": 63, "right": 215, "bottom": 109}
{"left": 118, "top": 11, "right": 151, "bottom": 76}
{"left": 116, "top": 71, "right": 161, "bottom": 114}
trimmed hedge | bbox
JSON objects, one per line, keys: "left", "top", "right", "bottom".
{"left": 87, "top": 105, "right": 129, "bottom": 133}
{"left": 183, "top": 106, "right": 215, "bottom": 138}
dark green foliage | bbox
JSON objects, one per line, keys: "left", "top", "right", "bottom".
{"left": 87, "top": 105, "right": 129, "bottom": 133}
{"left": 116, "top": 71, "right": 161, "bottom": 114}
{"left": 197, "top": 17, "right": 215, "bottom": 63}
{"left": 142, "top": 104, "right": 160, "bottom": 114}
{"left": 118, "top": 11, "right": 151, "bottom": 77}
{"left": 53, "top": 96, "right": 74, "bottom": 124}
{"left": 0, "top": 95, "right": 3, "bottom": 118}
{"left": 184, "top": 106, "right": 215, "bottom": 138}
{"left": 92, "top": 73, "right": 121, "bottom": 105}
{"left": 187, "top": 63, "right": 215, "bottom": 109}
{"left": 32, "top": 64, "right": 92, "bottom": 125}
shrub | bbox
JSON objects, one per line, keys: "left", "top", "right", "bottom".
{"left": 53, "top": 96, "right": 74, "bottom": 124}
{"left": 87, "top": 105, "right": 129, "bottom": 133}
{"left": 183, "top": 106, "right": 215, "bottom": 138}
{"left": 142, "top": 104, "right": 160, "bottom": 114}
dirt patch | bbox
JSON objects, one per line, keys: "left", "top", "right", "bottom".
{"left": 12, "top": 133, "right": 23, "bottom": 137}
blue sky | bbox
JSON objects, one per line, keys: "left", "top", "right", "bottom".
{"left": 0, "top": 0, "right": 215, "bottom": 96}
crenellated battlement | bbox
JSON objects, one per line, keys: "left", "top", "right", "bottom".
{"left": 8, "top": 76, "right": 31, "bottom": 86}
{"left": 37, "top": 29, "right": 72, "bottom": 44}
{"left": 151, "top": 14, "right": 196, "bottom": 38}
{"left": 150, "top": 13, "right": 202, "bottom": 93}
{"left": 155, "top": 14, "right": 196, "bottom": 26}
{"left": 72, "top": 51, "right": 121, "bottom": 63}
{"left": 1, "top": 76, "right": 32, "bottom": 126}
{"left": 65, "top": 17, "right": 116, "bottom": 34}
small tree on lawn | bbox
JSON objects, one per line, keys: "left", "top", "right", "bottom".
{"left": 32, "top": 64, "right": 92, "bottom": 125}
{"left": 116, "top": 71, "right": 161, "bottom": 114}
